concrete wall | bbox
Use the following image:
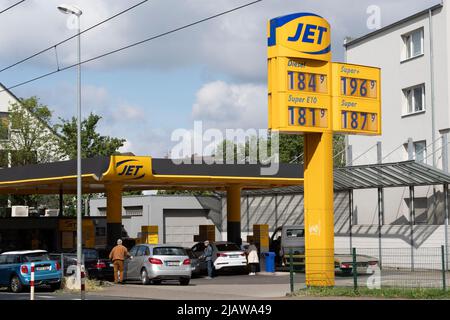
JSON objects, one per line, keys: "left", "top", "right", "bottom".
{"left": 89, "top": 195, "right": 223, "bottom": 244}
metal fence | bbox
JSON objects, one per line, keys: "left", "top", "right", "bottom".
{"left": 287, "top": 246, "right": 449, "bottom": 292}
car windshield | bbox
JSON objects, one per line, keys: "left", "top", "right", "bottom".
{"left": 22, "top": 253, "right": 50, "bottom": 262}
{"left": 83, "top": 250, "right": 99, "bottom": 260}
{"left": 215, "top": 243, "right": 241, "bottom": 252}
{"left": 153, "top": 247, "right": 186, "bottom": 256}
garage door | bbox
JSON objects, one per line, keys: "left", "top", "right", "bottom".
{"left": 163, "top": 209, "right": 217, "bottom": 247}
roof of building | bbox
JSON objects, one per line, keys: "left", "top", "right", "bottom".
{"left": 344, "top": 2, "right": 443, "bottom": 48}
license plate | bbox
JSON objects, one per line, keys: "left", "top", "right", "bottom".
{"left": 166, "top": 261, "right": 179, "bottom": 266}
{"left": 229, "top": 255, "right": 239, "bottom": 258}
{"left": 37, "top": 266, "right": 50, "bottom": 271}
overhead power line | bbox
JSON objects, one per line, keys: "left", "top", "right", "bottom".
{"left": 0, "top": 0, "right": 26, "bottom": 15}
{"left": 0, "top": 0, "right": 263, "bottom": 93}
{"left": 0, "top": 0, "right": 149, "bottom": 73}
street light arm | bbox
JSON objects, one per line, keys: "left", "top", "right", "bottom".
{"left": 57, "top": 4, "right": 82, "bottom": 16}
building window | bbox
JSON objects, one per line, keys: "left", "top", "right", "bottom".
{"left": 414, "top": 141, "right": 426, "bottom": 163}
{"left": 123, "top": 206, "right": 143, "bottom": 217}
{"left": 402, "top": 28, "right": 423, "bottom": 60}
{"left": 403, "top": 84, "right": 425, "bottom": 115}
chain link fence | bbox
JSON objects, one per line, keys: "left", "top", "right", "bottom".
{"left": 287, "top": 246, "right": 449, "bottom": 292}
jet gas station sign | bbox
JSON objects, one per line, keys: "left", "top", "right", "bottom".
{"left": 267, "top": 13, "right": 381, "bottom": 287}
{"left": 268, "top": 13, "right": 381, "bottom": 136}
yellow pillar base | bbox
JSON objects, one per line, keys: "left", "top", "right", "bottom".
{"left": 304, "top": 132, "right": 335, "bottom": 287}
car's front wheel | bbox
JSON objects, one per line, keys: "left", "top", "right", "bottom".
{"left": 141, "top": 268, "right": 150, "bottom": 285}
{"left": 10, "top": 275, "right": 23, "bottom": 293}
{"left": 180, "top": 278, "right": 190, "bottom": 286}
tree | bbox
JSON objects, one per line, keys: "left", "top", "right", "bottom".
{"left": 54, "top": 113, "right": 131, "bottom": 216}
{"left": 0, "top": 97, "right": 62, "bottom": 207}
{"left": 54, "top": 112, "right": 125, "bottom": 159}
{"left": 0, "top": 96, "right": 62, "bottom": 166}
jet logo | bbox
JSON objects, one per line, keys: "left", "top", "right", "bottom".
{"left": 287, "top": 23, "right": 328, "bottom": 45}
{"left": 116, "top": 159, "right": 145, "bottom": 180}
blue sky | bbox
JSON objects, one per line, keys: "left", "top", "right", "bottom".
{"left": 0, "top": 0, "right": 439, "bottom": 156}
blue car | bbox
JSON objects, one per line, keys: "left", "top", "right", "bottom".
{"left": 0, "top": 250, "right": 62, "bottom": 293}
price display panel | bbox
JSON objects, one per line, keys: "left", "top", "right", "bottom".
{"left": 332, "top": 63, "right": 381, "bottom": 135}
{"left": 269, "top": 57, "right": 332, "bottom": 133}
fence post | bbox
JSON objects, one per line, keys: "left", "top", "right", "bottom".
{"left": 30, "top": 262, "right": 35, "bottom": 301}
{"left": 289, "top": 248, "right": 294, "bottom": 294}
{"left": 442, "top": 245, "right": 447, "bottom": 291}
{"left": 352, "top": 248, "right": 358, "bottom": 291}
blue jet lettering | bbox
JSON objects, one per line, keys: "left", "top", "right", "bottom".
{"left": 288, "top": 23, "right": 328, "bottom": 45}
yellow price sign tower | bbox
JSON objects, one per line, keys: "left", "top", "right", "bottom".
{"left": 268, "top": 12, "right": 381, "bottom": 287}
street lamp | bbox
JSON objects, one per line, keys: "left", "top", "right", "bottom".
{"left": 57, "top": 4, "right": 83, "bottom": 298}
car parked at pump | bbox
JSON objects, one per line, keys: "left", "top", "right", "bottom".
{"left": 123, "top": 244, "right": 191, "bottom": 285}
{"left": 0, "top": 250, "right": 62, "bottom": 293}
{"left": 334, "top": 254, "right": 379, "bottom": 275}
{"left": 49, "top": 248, "right": 114, "bottom": 281}
{"left": 185, "top": 248, "right": 202, "bottom": 277}
{"left": 191, "top": 241, "right": 248, "bottom": 274}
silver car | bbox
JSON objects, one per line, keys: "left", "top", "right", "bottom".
{"left": 124, "top": 244, "right": 191, "bottom": 285}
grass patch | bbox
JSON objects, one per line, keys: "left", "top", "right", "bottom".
{"left": 59, "top": 277, "right": 107, "bottom": 293}
{"left": 291, "top": 287, "right": 450, "bottom": 299}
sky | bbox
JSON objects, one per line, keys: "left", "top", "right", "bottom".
{"left": 0, "top": 0, "right": 440, "bottom": 157}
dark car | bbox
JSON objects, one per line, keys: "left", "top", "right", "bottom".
{"left": 50, "top": 248, "right": 114, "bottom": 281}
{"left": 185, "top": 248, "right": 202, "bottom": 276}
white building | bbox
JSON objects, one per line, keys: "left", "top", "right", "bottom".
{"left": 345, "top": 1, "right": 450, "bottom": 252}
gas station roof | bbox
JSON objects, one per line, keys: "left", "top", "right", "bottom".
{"left": 243, "top": 160, "right": 450, "bottom": 195}
{"left": 0, "top": 155, "right": 304, "bottom": 194}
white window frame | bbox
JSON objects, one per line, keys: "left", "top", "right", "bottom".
{"left": 401, "top": 28, "right": 424, "bottom": 61}
{"left": 402, "top": 84, "right": 425, "bottom": 116}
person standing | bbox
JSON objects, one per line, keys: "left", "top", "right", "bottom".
{"left": 109, "top": 239, "right": 130, "bottom": 284}
{"left": 246, "top": 241, "right": 259, "bottom": 275}
{"left": 201, "top": 240, "right": 214, "bottom": 279}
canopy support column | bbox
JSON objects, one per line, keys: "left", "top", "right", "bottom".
{"left": 444, "top": 183, "right": 449, "bottom": 271}
{"left": 226, "top": 185, "right": 242, "bottom": 244}
{"left": 106, "top": 183, "right": 123, "bottom": 248}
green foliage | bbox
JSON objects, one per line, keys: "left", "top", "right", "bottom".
{"left": 213, "top": 133, "right": 345, "bottom": 166}
{"left": 293, "top": 286, "right": 450, "bottom": 299}
{"left": 54, "top": 112, "right": 125, "bottom": 159}
{"left": 0, "top": 97, "right": 62, "bottom": 208}
{"left": 0, "top": 96, "right": 62, "bottom": 166}
{"left": 157, "top": 189, "right": 215, "bottom": 196}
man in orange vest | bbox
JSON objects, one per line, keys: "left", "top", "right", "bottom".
{"left": 109, "top": 239, "right": 131, "bottom": 284}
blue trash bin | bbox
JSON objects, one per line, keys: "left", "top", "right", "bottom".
{"left": 264, "top": 252, "right": 276, "bottom": 272}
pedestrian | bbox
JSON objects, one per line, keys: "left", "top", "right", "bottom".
{"left": 246, "top": 241, "right": 259, "bottom": 275}
{"left": 109, "top": 239, "right": 131, "bottom": 284}
{"left": 200, "top": 240, "right": 214, "bottom": 279}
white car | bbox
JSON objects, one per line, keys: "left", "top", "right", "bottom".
{"left": 191, "top": 241, "right": 248, "bottom": 273}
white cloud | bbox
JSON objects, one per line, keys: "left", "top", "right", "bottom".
{"left": 0, "top": 0, "right": 438, "bottom": 83}
{"left": 192, "top": 80, "right": 266, "bottom": 130}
